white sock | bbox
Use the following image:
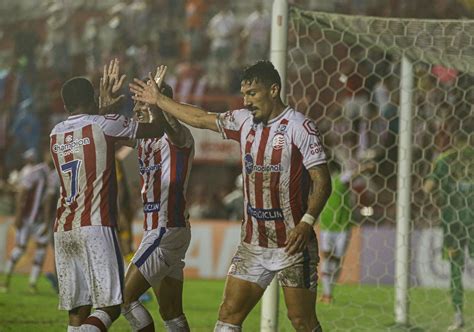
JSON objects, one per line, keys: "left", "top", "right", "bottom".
{"left": 321, "top": 260, "right": 332, "bottom": 296}
{"left": 122, "top": 301, "right": 154, "bottom": 330}
{"left": 164, "top": 314, "right": 189, "bottom": 331}
{"left": 214, "top": 320, "right": 242, "bottom": 332}
{"left": 81, "top": 310, "right": 112, "bottom": 331}
{"left": 67, "top": 326, "right": 81, "bottom": 331}
{"left": 5, "top": 247, "right": 24, "bottom": 274}
{"left": 29, "top": 247, "right": 47, "bottom": 285}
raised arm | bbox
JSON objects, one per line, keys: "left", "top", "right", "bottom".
{"left": 99, "top": 58, "right": 126, "bottom": 115}
{"left": 130, "top": 72, "right": 218, "bottom": 132}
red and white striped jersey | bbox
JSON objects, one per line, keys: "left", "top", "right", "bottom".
{"left": 50, "top": 114, "right": 138, "bottom": 232}
{"left": 137, "top": 126, "right": 194, "bottom": 230}
{"left": 217, "top": 107, "right": 327, "bottom": 248}
{"left": 19, "top": 162, "right": 50, "bottom": 225}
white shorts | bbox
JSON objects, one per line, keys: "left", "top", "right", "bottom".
{"left": 320, "top": 229, "right": 351, "bottom": 258}
{"left": 228, "top": 232, "right": 320, "bottom": 291}
{"left": 16, "top": 220, "right": 50, "bottom": 247}
{"left": 131, "top": 226, "right": 191, "bottom": 288}
{"left": 54, "top": 226, "right": 124, "bottom": 311}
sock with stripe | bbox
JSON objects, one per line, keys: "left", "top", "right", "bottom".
{"left": 29, "top": 247, "right": 47, "bottom": 286}
{"left": 164, "top": 314, "right": 190, "bottom": 331}
{"left": 122, "top": 301, "right": 154, "bottom": 331}
{"left": 81, "top": 310, "right": 112, "bottom": 331}
{"left": 214, "top": 320, "right": 242, "bottom": 332}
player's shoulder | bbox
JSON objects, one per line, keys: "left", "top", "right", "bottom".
{"left": 285, "top": 108, "right": 319, "bottom": 132}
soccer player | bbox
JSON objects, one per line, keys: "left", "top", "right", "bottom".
{"left": 0, "top": 148, "right": 52, "bottom": 293}
{"left": 130, "top": 60, "right": 332, "bottom": 332}
{"left": 319, "top": 160, "right": 375, "bottom": 304}
{"left": 118, "top": 80, "right": 194, "bottom": 332}
{"left": 423, "top": 131, "right": 473, "bottom": 332}
{"left": 49, "top": 60, "right": 166, "bottom": 331}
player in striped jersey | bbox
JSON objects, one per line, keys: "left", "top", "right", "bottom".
{"left": 131, "top": 60, "right": 332, "bottom": 332}
{"left": 0, "top": 149, "right": 52, "bottom": 293}
{"left": 119, "top": 76, "right": 194, "bottom": 332}
{"left": 50, "top": 63, "right": 166, "bottom": 331}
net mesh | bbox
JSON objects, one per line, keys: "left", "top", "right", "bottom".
{"left": 287, "top": 6, "right": 474, "bottom": 331}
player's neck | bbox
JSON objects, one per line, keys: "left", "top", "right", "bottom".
{"left": 265, "top": 102, "right": 287, "bottom": 125}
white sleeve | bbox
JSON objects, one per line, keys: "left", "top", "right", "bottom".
{"left": 294, "top": 118, "right": 327, "bottom": 169}
{"left": 216, "top": 109, "right": 251, "bottom": 142}
{"left": 96, "top": 114, "right": 138, "bottom": 140}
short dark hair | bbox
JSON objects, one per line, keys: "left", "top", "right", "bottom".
{"left": 241, "top": 60, "right": 281, "bottom": 88}
{"left": 161, "top": 82, "right": 173, "bottom": 99}
{"left": 61, "top": 77, "right": 95, "bottom": 112}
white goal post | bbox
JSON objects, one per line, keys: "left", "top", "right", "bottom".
{"left": 264, "top": 1, "right": 474, "bottom": 330}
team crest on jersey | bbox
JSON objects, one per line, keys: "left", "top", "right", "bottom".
{"left": 276, "top": 123, "right": 288, "bottom": 133}
{"left": 272, "top": 133, "right": 285, "bottom": 150}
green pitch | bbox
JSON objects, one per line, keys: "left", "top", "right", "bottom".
{"left": 0, "top": 274, "right": 472, "bottom": 331}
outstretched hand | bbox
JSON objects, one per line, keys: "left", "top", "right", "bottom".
{"left": 99, "top": 58, "right": 126, "bottom": 112}
{"left": 129, "top": 65, "right": 168, "bottom": 106}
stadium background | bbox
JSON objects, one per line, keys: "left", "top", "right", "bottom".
{"left": 0, "top": 0, "right": 473, "bottom": 331}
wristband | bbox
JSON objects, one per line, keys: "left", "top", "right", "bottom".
{"left": 301, "top": 213, "right": 316, "bottom": 226}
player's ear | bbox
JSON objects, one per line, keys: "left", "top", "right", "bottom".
{"left": 270, "top": 83, "right": 280, "bottom": 98}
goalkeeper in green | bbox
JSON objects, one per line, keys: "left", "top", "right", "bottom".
{"left": 319, "top": 160, "right": 374, "bottom": 303}
{"left": 423, "top": 131, "right": 473, "bottom": 331}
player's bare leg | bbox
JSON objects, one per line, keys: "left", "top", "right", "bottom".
{"left": 154, "top": 276, "right": 190, "bottom": 331}
{"left": 282, "top": 286, "right": 321, "bottom": 331}
{"left": 215, "top": 275, "right": 265, "bottom": 331}
{"left": 68, "top": 305, "right": 91, "bottom": 328}
{"left": 122, "top": 263, "right": 155, "bottom": 331}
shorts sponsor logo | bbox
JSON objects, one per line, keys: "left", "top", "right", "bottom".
{"left": 53, "top": 136, "right": 91, "bottom": 157}
{"left": 143, "top": 202, "right": 160, "bottom": 213}
{"left": 272, "top": 133, "right": 285, "bottom": 150}
{"left": 247, "top": 204, "right": 284, "bottom": 221}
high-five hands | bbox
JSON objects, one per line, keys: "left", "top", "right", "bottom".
{"left": 129, "top": 65, "right": 168, "bottom": 106}
{"left": 99, "top": 58, "right": 126, "bottom": 112}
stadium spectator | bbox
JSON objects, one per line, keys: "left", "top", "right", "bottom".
{"left": 423, "top": 130, "right": 474, "bottom": 331}
{"left": 130, "top": 60, "right": 331, "bottom": 331}
{"left": 0, "top": 148, "right": 52, "bottom": 294}
{"left": 49, "top": 59, "right": 165, "bottom": 331}
{"left": 115, "top": 67, "right": 195, "bottom": 331}
{"left": 206, "top": 3, "right": 240, "bottom": 91}
{"left": 239, "top": 2, "right": 271, "bottom": 66}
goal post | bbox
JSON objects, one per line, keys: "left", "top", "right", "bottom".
{"left": 265, "top": 2, "right": 474, "bottom": 330}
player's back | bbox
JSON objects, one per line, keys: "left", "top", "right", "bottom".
{"left": 50, "top": 114, "right": 138, "bottom": 232}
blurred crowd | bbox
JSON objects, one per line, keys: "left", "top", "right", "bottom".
{"left": 0, "top": 0, "right": 472, "bottom": 222}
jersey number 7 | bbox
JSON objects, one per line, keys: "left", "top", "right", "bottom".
{"left": 61, "top": 159, "right": 82, "bottom": 205}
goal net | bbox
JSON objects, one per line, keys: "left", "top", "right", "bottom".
{"left": 287, "top": 6, "right": 474, "bottom": 331}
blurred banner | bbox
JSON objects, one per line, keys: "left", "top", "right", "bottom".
{"left": 0, "top": 216, "right": 472, "bottom": 288}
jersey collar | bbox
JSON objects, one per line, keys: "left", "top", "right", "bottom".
{"left": 267, "top": 106, "right": 291, "bottom": 126}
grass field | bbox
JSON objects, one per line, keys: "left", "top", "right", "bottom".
{"left": 0, "top": 274, "right": 472, "bottom": 331}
